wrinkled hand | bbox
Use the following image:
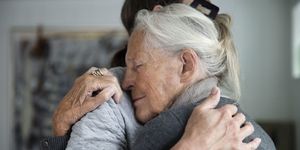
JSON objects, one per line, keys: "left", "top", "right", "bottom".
{"left": 172, "top": 87, "right": 261, "bottom": 150}
{"left": 52, "top": 67, "right": 122, "bottom": 136}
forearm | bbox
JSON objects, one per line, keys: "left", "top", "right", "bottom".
{"left": 67, "top": 100, "right": 127, "bottom": 149}
{"left": 52, "top": 119, "right": 70, "bottom": 136}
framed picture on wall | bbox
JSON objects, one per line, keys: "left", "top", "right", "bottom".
{"left": 11, "top": 26, "right": 127, "bottom": 150}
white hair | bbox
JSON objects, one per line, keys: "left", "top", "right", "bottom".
{"left": 133, "top": 3, "right": 240, "bottom": 99}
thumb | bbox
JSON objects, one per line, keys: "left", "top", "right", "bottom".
{"left": 200, "top": 87, "right": 221, "bottom": 110}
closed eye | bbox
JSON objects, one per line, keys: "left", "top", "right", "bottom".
{"left": 135, "top": 64, "right": 143, "bottom": 70}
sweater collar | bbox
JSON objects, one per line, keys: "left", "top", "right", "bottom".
{"left": 171, "top": 77, "right": 218, "bottom": 109}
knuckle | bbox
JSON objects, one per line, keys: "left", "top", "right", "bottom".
{"left": 240, "top": 113, "right": 246, "bottom": 120}
{"left": 235, "top": 113, "right": 245, "bottom": 122}
{"left": 86, "top": 67, "right": 97, "bottom": 74}
{"left": 244, "top": 122, "right": 254, "bottom": 133}
{"left": 222, "top": 107, "right": 232, "bottom": 116}
{"left": 195, "top": 105, "right": 205, "bottom": 113}
{"left": 228, "top": 103, "right": 237, "bottom": 109}
{"left": 102, "top": 92, "right": 111, "bottom": 100}
{"left": 89, "top": 67, "right": 97, "bottom": 71}
{"left": 248, "top": 123, "right": 255, "bottom": 132}
{"left": 111, "top": 76, "right": 118, "bottom": 83}
{"left": 229, "top": 104, "right": 237, "bottom": 111}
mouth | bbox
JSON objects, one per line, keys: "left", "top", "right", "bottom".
{"left": 132, "top": 95, "right": 146, "bottom": 103}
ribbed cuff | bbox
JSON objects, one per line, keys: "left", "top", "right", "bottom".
{"left": 40, "top": 135, "right": 69, "bottom": 150}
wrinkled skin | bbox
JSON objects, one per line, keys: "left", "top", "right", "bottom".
{"left": 122, "top": 31, "right": 185, "bottom": 123}
{"left": 52, "top": 67, "right": 122, "bottom": 136}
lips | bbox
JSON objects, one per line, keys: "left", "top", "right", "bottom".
{"left": 132, "top": 95, "right": 146, "bottom": 102}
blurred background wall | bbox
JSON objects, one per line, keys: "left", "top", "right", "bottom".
{"left": 293, "top": 0, "right": 300, "bottom": 149}
{"left": 0, "top": 0, "right": 299, "bottom": 149}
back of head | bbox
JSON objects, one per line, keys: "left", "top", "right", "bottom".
{"left": 133, "top": 3, "right": 240, "bottom": 99}
{"left": 121, "top": 0, "right": 182, "bottom": 34}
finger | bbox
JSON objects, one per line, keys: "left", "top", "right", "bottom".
{"left": 240, "top": 122, "right": 255, "bottom": 139}
{"left": 197, "top": 87, "right": 220, "bottom": 110}
{"left": 99, "top": 68, "right": 113, "bottom": 76}
{"left": 112, "top": 88, "right": 123, "bottom": 103}
{"left": 93, "top": 76, "right": 123, "bottom": 103}
{"left": 86, "top": 76, "right": 118, "bottom": 94}
{"left": 233, "top": 113, "right": 246, "bottom": 127}
{"left": 219, "top": 104, "right": 238, "bottom": 117}
{"left": 79, "top": 76, "right": 121, "bottom": 105}
{"left": 97, "top": 79, "right": 122, "bottom": 103}
{"left": 83, "top": 86, "right": 115, "bottom": 113}
{"left": 246, "top": 138, "right": 261, "bottom": 149}
{"left": 86, "top": 66, "right": 99, "bottom": 75}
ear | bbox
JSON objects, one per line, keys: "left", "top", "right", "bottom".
{"left": 179, "top": 48, "right": 199, "bottom": 83}
{"left": 152, "top": 5, "right": 163, "bottom": 11}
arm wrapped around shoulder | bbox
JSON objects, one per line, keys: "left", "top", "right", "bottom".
{"left": 66, "top": 99, "right": 127, "bottom": 150}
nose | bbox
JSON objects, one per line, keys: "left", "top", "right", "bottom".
{"left": 122, "top": 70, "right": 135, "bottom": 90}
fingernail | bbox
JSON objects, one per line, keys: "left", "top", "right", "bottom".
{"left": 210, "top": 87, "right": 218, "bottom": 96}
{"left": 257, "top": 138, "right": 261, "bottom": 142}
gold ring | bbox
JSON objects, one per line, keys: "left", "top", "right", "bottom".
{"left": 91, "top": 68, "right": 104, "bottom": 76}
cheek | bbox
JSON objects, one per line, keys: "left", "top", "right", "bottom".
{"left": 141, "top": 78, "right": 167, "bottom": 113}
{"left": 147, "top": 82, "right": 174, "bottom": 114}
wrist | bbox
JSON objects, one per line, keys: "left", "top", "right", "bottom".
{"left": 53, "top": 121, "right": 69, "bottom": 136}
{"left": 172, "top": 134, "right": 209, "bottom": 150}
{"left": 172, "top": 137, "right": 203, "bottom": 150}
{"left": 171, "top": 138, "right": 191, "bottom": 150}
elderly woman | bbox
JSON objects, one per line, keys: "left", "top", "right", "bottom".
{"left": 60, "top": 4, "right": 275, "bottom": 150}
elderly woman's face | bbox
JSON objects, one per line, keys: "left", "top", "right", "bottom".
{"left": 122, "top": 31, "right": 183, "bottom": 123}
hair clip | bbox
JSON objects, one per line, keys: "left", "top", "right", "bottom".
{"left": 190, "top": 0, "right": 219, "bottom": 20}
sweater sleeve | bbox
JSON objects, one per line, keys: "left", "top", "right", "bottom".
{"left": 40, "top": 135, "right": 70, "bottom": 150}
{"left": 132, "top": 98, "right": 276, "bottom": 150}
{"left": 132, "top": 104, "right": 192, "bottom": 150}
{"left": 66, "top": 99, "right": 127, "bottom": 150}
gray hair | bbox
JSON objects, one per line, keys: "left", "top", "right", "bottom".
{"left": 133, "top": 4, "right": 240, "bottom": 99}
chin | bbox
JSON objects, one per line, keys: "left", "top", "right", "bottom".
{"left": 135, "top": 110, "right": 154, "bottom": 124}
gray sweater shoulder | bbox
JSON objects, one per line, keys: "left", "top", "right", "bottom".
{"left": 133, "top": 97, "right": 276, "bottom": 150}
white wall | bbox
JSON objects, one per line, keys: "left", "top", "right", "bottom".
{"left": 0, "top": 0, "right": 124, "bottom": 149}
{"left": 292, "top": 2, "right": 300, "bottom": 149}
{"left": 0, "top": 0, "right": 296, "bottom": 149}
{"left": 214, "top": 0, "right": 293, "bottom": 121}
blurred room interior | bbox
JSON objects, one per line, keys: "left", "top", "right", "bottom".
{"left": 0, "top": 0, "right": 299, "bottom": 149}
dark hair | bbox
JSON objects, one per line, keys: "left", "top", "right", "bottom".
{"left": 110, "top": 46, "right": 127, "bottom": 67}
{"left": 121, "top": 0, "right": 182, "bottom": 35}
